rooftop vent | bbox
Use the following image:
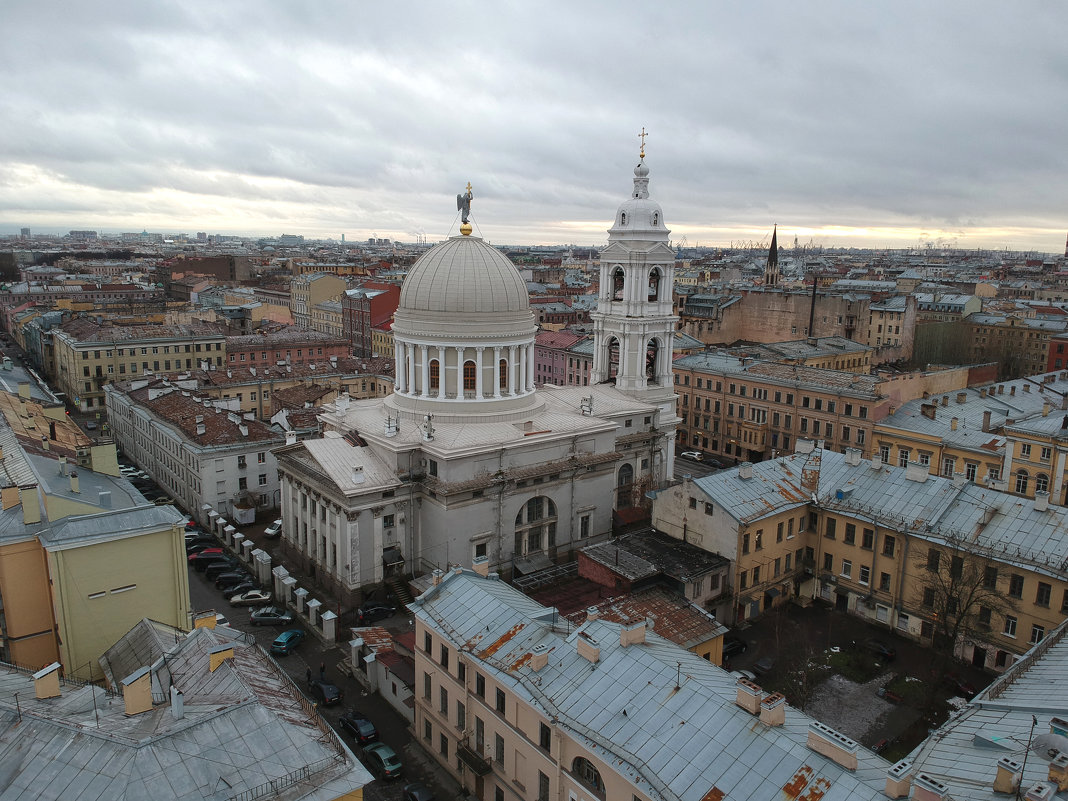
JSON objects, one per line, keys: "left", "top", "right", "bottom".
{"left": 351, "top": 465, "right": 364, "bottom": 484}
{"left": 472, "top": 555, "right": 490, "bottom": 577}
{"left": 120, "top": 666, "right": 153, "bottom": 715}
{"left": 885, "top": 759, "right": 913, "bottom": 799}
{"left": 208, "top": 644, "right": 235, "bottom": 672}
{"left": 32, "top": 662, "right": 62, "bottom": 700}
{"left": 759, "top": 692, "right": 785, "bottom": 727}
{"left": 912, "top": 771, "right": 950, "bottom": 800}
{"left": 956, "top": 392, "right": 967, "bottom": 403}
{"left": 735, "top": 678, "right": 762, "bottom": 715}
{"left": 576, "top": 632, "right": 600, "bottom": 664}
{"left": 738, "top": 462, "right": 753, "bottom": 480}
{"left": 844, "top": 447, "right": 862, "bottom": 466}
{"left": 620, "top": 620, "right": 646, "bottom": 647}
{"left": 807, "top": 721, "right": 859, "bottom": 771}
{"left": 530, "top": 643, "right": 551, "bottom": 672}
{"left": 905, "top": 462, "right": 928, "bottom": 483}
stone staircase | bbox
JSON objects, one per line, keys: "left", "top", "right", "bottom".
{"left": 387, "top": 575, "right": 413, "bottom": 606}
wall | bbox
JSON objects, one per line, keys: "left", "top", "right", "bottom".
{"left": 0, "top": 539, "right": 60, "bottom": 667}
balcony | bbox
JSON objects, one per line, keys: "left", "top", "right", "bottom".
{"left": 456, "top": 742, "right": 492, "bottom": 775}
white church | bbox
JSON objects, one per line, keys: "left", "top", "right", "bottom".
{"left": 274, "top": 149, "right": 680, "bottom": 601}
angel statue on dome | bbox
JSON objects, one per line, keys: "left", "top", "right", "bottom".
{"left": 456, "top": 183, "right": 473, "bottom": 224}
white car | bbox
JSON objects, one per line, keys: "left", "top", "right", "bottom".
{"left": 229, "top": 589, "right": 272, "bottom": 607}
{"left": 680, "top": 451, "right": 704, "bottom": 461}
{"left": 264, "top": 519, "right": 283, "bottom": 538}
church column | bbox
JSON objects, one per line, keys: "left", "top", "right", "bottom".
{"left": 493, "top": 346, "right": 502, "bottom": 398}
{"left": 455, "top": 347, "right": 465, "bottom": 397}
{"left": 407, "top": 344, "right": 417, "bottom": 395}
{"left": 475, "top": 347, "right": 485, "bottom": 399}
{"left": 508, "top": 345, "right": 517, "bottom": 395}
{"left": 527, "top": 343, "right": 535, "bottom": 391}
{"left": 420, "top": 345, "right": 429, "bottom": 397}
{"left": 437, "top": 346, "right": 447, "bottom": 399}
{"left": 519, "top": 347, "right": 527, "bottom": 394}
{"left": 395, "top": 343, "right": 407, "bottom": 393}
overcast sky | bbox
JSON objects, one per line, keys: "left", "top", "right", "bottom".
{"left": 2, "top": 2, "right": 1066, "bottom": 252}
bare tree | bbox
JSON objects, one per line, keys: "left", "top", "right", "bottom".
{"left": 913, "top": 541, "right": 1016, "bottom": 676}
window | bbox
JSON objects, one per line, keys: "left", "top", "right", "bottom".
{"left": 825, "top": 518, "right": 836, "bottom": 539}
{"left": 440, "top": 686, "right": 449, "bottom": 714}
{"left": 978, "top": 606, "right": 992, "bottom": 626}
{"left": 752, "top": 566, "right": 760, "bottom": 584}
{"left": 440, "top": 644, "right": 450, "bottom": 668}
{"left": 862, "top": 529, "right": 874, "bottom": 550}
{"left": 423, "top": 672, "right": 432, "bottom": 700}
{"left": 823, "top": 553, "right": 833, "bottom": 572}
{"left": 258, "top": 473, "right": 267, "bottom": 486}
{"left": 539, "top": 722, "right": 551, "bottom": 751}
{"left": 898, "top": 449, "right": 910, "bottom": 468}
{"left": 457, "top": 701, "right": 466, "bottom": 731}
{"left": 440, "top": 734, "right": 449, "bottom": 758}
{"left": 1037, "top": 582, "right": 1052, "bottom": 607}
{"left": 1020, "top": 443, "right": 1032, "bottom": 458}
{"left": 984, "top": 565, "right": 998, "bottom": 590}
{"left": 926, "top": 549, "right": 941, "bottom": 572}
{"left": 424, "top": 632, "right": 433, "bottom": 653}
{"left": 950, "top": 555, "right": 963, "bottom": 579}
{"left": 776, "top": 522, "right": 783, "bottom": 542}
{"left": 1036, "top": 473, "right": 1049, "bottom": 494}
{"left": 494, "top": 733, "right": 504, "bottom": 764}
{"left": 879, "top": 572, "right": 891, "bottom": 592}
{"left": 1015, "top": 470, "right": 1029, "bottom": 494}
{"left": 1008, "top": 574, "right": 1024, "bottom": 599}
{"left": 755, "top": 530, "right": 763, "bottom": 550}
{"left": 1031, "top": 625, "right": 1045, "bottom": 644}
{"left": 495, "top": 688, "right": 506, "bottom": 714}
{"left": 463, "top": 360, "right": 476, "bottom": 392}
{"left": 1003, "top": 615, "right": 1017, "bottom": 637}
{"left": 922, "top": 587, "right": 936, "bottom": 608}
{"left": 572, "top": 757, "right": 605, "bottom": 795}
{"left": 844, "top": 524, "right": 856, "bottom": 545}
{"left": 475, "top": 673, "right": 485, "bottom": 698}
{"left": 859, "top": 565, "right": 870, "bottom": 585}
{"left": 739, "top": 570, "right": 748, "bottom": 590}
{"left": 941, "top": 457, "right": 955, "bottom": 478}
{"left": 742, "top": 533, "right": 750, "bottom": 554}
{"left": 258, "top": 452, "right": 266, "bottom": 464}
{"left": 841, "top": 560, "right": 852, "bottom": 578}
{"left": 882, "top": 535, "right": 896, "bottom": 557}
{"left": 424, "top": 720, "right": 432, "bottom": 742}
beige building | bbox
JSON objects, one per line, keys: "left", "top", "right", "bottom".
{"left": 291, "top": 273, "right": 347, "bottom": 329}
{"left": 51, "top": 318, "right": 226, "bottom": 412}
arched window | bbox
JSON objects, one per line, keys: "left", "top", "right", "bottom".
{"left": 572, "top": 757, "right": 604, "bottom": 795}
{"left": 1036, "top": 473, "right": 1049, "bottom": 494}
{"left": 605, "top": 337, "right": 620, "bottom": 382}
{"left": 429, "top": 359, "right": 440, "bottom": 390}
{"left": 617, "top": 463, "right": 634, "bottom": 508}
{"left": 612, "top": 267, "right": 625, "bottom": 301}
{"left": 499, "top": 359, "right": 508, "bottom": 390}
{"left": 652, "top": 211, "right": 659, "bottom": 226}
{"left": 463, "top": 360, "right": 476, "bottom": 393}
{"left": 648, "top": 267, "right": 661, "bottom": 301}
{"left": 646, "top": 338, "right": 660, "bottom": 384}
{"left": 1015, "top": 469, "right": 1029, "bottom": 495}
{"left": 620, "top": 212, "right": 627, "bottom": 226}
{"left": 514, "top": 496, "right": 557, "bottom": 556}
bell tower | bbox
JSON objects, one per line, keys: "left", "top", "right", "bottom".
{"left": 591, "top": 136, "right": 680, "bottom": 477}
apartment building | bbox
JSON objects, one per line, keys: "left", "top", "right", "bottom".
{"left": 673, "top": 351, "right": 889, "bottom": 463}
{"left": 914, "top": 292, "right": 981, "bottom": 323}
{"left": 312, "top": 298, "right": 344, "bottom": 337}
{"left": 51, "top": 318, "right": 226, "bottom": 411}
{"left": 105, "top": 380, "right": 284, "bottom": 519}
{"left": 533, "top": 329, "right": 587, "bottom": 387}
{"left": 226, "top": 329, "right": 349, "bottom": 367}
{"left": 342, "top": 283, "right": 401, "bottom": 357}
{"left": 653, "top": 445, "right": 1068, "bottom": 672}
{"left": 966, "top": 312, "right": 1068, "bottom": 379}
{"left": 291, "top": 273, "right": 346, "bottom": 329}
{"left": 412, "top": 565, "right": 894, "bottom": 801}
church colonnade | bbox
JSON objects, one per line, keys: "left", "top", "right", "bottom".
{"left": 393, "top": 340, "right": 536, "bottom": 400}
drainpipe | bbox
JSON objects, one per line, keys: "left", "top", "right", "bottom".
{"left": 892, "top": 520, "right": 909, "bottom": 631}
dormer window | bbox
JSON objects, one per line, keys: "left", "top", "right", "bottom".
{"left": 620, "top": 212, "right": 627, "bottom": 226}
{"left": 652, "top": 212, "right": 659, "bottom": 226}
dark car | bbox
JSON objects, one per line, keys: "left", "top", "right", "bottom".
{"left": 723, "top": 636, "right": 748, "bottom": 659}
{"left": 357, "top": 602, "right": 395, "bottom": 625}
{"left": 364, "top": 743, "right": 402, "bottom": 779}
{"left": 205, "top": 559, "right": 242, "bottom": 581}
{"left": 753, "top": 657, "right": 775, "bottom": 674}
{"left": 250, "top": 606, "right": 295, "bottom": 626}
{"left": 864, "top": 639, "right": 897, "bottom": 661}
{"left": 339, "top": 709, "right": 378, "bottom": 744}
{"left": 941, "top": 672, "right": 979, "bottom": 699}
{"left": 188, "top": 549, "right": 224, "bottom": 566}
{"left": 403, "top": 782, "right": 435, "bottom": 801}
{"left": 308, "top": 679, "right": 343, "bottom": 706}
{"left": 220, "top": 580, "right": 256, "bottom": 597}
{"left": 186, "top": 540, "right": 219, "bottom": 554}
{"left": 214, "top": 571, "right": 251, "bottom": 590}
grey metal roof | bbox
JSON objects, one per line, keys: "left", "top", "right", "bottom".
{"left": 412, "top": 570, "right": 892, "bottom": 801}
{"left": 908, "top": 617, "right": 1068, "bottom": 800}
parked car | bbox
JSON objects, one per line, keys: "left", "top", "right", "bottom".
{"left": 723, "top": 635, "right": 748, "bottom": 658}
{"left": 308, "top": 678, "right": 343, "bottom": 706}
{"left": 264, "top": 519, "right": 283, "bottom": 538}
{"left": 363, "top": 743, "right": 402, "bottom": 779}
{"left": 229, "top": 589, "right": 271, "bottom": 607}
{"left": 85, "top": 421, "right": 98, "bottom": 430}
{"left": 403, "top": 782, "right": 435, "bottom": 801}
{"left": 185, "top": 538, "right": 217, "bottom": 553}
{"left": 221, "top": 580, "right": 256, "bottom": 597}
{"left": 357, "top": 602, "right": 395, "bottom": 625}
{"left": 188, "top": 548, "right": 224, "bottom": 565}
{"left": 204, "top": 559, "right": 242, "bottom": 581}
{"left": 270, "top": 629, "right": 305, "bottom": 656}
{"left": 339, "top": 709, "right": 378, "bottom": 744}
{"left": 214, "top": 571, "right": 251, "bottom": 590}
{"left": 730, "top": 669, "right": 757, "bottom": 682}
{"left": 864, "top": 639, "right": 897, "bottom": 662}
{"left": 680, "top": 451, "right": 703, "bottom": 461}
{"left": 214, "top": 613, "right": 229, "bottom": 627}
{"left": 250, "top": 606, "right": 295, "bottom": 626}
{"left": 753, "top": 657, "right": 775, "bottom": 674}
{"left": 940, "top": 672, "right": 979, "bottom": 699}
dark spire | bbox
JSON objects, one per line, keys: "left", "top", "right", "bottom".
{"left": 768, "top": 225, "right": 779, "bottom": 268}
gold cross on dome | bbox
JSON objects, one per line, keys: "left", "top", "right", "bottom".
{"left": 466, "top": 182, "right": 473, "bottom": 195}
{"left": 638, "top": 127, "right": 648, "bottom": 158}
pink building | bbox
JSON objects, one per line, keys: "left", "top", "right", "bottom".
{"left": 533, "top": 329, "right": 587, "bottom": 387}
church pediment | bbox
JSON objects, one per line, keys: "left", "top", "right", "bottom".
{"left": 600, "top": 241, "right": 675, "bottom": 260}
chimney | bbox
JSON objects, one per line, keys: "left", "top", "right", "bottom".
{"left": 351, "top": 465, "right": 364, "bottom": 484}
{"left": 1048, "top": 753, "right": 1068, "bottom": 791}
{"left": 1011, "top": 386, "right": 1016, "bottom": 396}
{"left": 738, "top": 462, "right": 753, "bottom": 480}
{"left": 911, "top": 772, "right": 950, "bottom": 801}
{"left": 885, "top": 760, "right": 913, "bottom": 799}
{"left": 238, "top": 424, "right": 248, "bottom": 437}
{"left": 98, "top": 490, "right": 111, "bottom": 508}
{"left": 956, "top": 392, "right": 967, "bottom": 404}
{"left": 998, "top": 384, "right": 1004, "bottom": 394}
{"left": 208, "top": 644, "right": 235, "bottom": 672}
{"left": 1035, "top": 491, "right": 1050, "bottom": 512}
{"left": 530, "top": 643, "right": 550, "bottom": 672}
{"left": 980, "top": 388, "right": 988, "bottom": 398}
{"left": 905, "top": 462, "right": 928, "bottom": 482}
{"left": 576, "top": 632, "right": 600, "bottom": 663}
{"left": 844, "top": 447, "right": 862, "bottom": 466}
{"left": 982, "top": 411, "right": 992, "bottom": 432}
{"left": 620, "top": 619, "right": 646, "bottom": 647}
{"left": 585, "top": 606, "right": 600, "bottom": 623}
{"left": 1023, "top": 783, "right": 1057, "bottom": 801}
{"left": 196, "top": 423, "right": 206, "bottom": 435}
{"left": 120, "top": 666, "right": 153, "bottom": 715}
{"left": 32, "top": 662, "right": 62, "bottom": 699}
{"left": 951, "top": 472, "right": 967, "bottom": 488}
{"left": 170, "top": 685, "right": 184, "bottom": 720}
{"left": 69, "top": 471, "right": 79, "bottom": 494}
{"left": 285, "top": 431, "right": 297, "bottom": 445}
{"left": 994, "top": 758, "right": 1023, "bottom": 794}
{"left": 759, "top": 692, "right": 786, "bottom": 727}
{"left": 193, "top": 610, "right": 218, "bottom": 629}
{"left": 735, "top": 678, "right": 762, "bottom": 715}
{"left": 795, "top": 438, "right": 815, "bottom": 454}
{"left": 1043, "top": 402, "right": 1051, "bottom": 417}
{"left": 431, "top": 569, "right": 443, "bottom": 586}
{"left": 472, "top": 555, "right": 490, "bottom": 577}
{"left": 941, "top": 395, "right": 948, "bottom": 406}
{"left": 921, "top": 403, "right": 936, "bottom": 420}
{"left": 1024, "top": 384, "right": 1031, "bottom": 393}
{"left": 950, "top": 417, "right": 958, "bottom": 431}
{"left": 806, "top": 721, "right": 859, "bottom": 771}
{"left": 20, "top": 485, "right": 41, "bottom": 524}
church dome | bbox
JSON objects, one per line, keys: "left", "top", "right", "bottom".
{"left": 399, "top": 235, "right": 529, "bottom": 315}
{"left": 607, "top": 158, "right": 669, "bottom": 240}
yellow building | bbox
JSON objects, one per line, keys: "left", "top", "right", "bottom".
{"left": 290, "top": 273, "right": 347, "bottom": 329}
{"left": 372, "top": 322, "right": 394, "bottom": 359}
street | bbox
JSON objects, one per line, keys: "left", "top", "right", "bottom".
{"left": 187, "top": 562, "right": 455, "bottom": 801}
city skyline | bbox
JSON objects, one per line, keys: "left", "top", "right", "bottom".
{"left": 2, "top": 1, "right": 1066, "bottom": 252}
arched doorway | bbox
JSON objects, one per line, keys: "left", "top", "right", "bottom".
{"left": 616, "top": 463, "right": 634, "bottom": 508}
